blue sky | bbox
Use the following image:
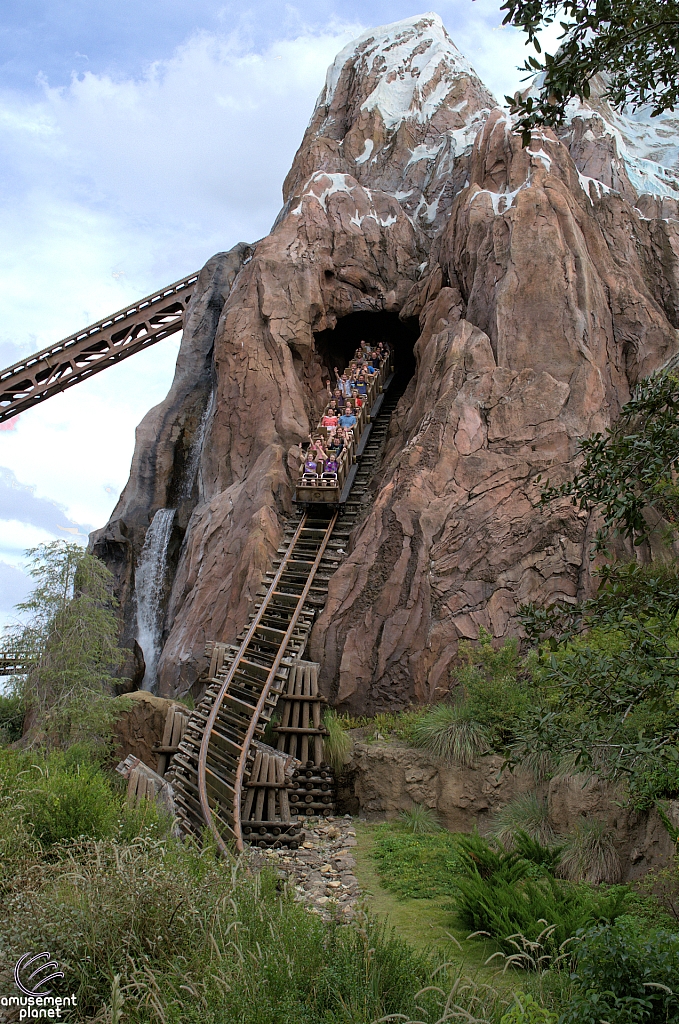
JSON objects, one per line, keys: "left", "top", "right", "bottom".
{"left": 0, "top": 1, "right": 560, "bottom": 627}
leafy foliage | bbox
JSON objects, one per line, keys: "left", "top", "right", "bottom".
{"left": 501, "top": 991, "right": 558, "bottom": 1023}
{"left": 454, "top": 631, "right": 532, "bottom": 749}
{"left": 518, "top": 562, "right": 679, "bottom": 796}
{"left": 3, "top": 541, "right": 125, "bottom": 748}
{"left": 0, "top": 692, "right": 25, "bottom": 743}
{"left": 21, "top": 760, "right": 120, "bottom": 846}
{"left": 562, "top": 919, "right": 679, "bottom": 1023}
{"left": 501, "top": 0, "right": 679, "bottom": 145}
{"left": 451, "top": 832, "right": 629, "bottom": 956}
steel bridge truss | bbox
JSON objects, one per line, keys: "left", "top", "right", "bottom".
{"left": 0, "top": 270, "right": 199, "bottom": 423}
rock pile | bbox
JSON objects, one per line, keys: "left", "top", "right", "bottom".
{"left": 247, "top": 815, "right": 361, "bottom": 921}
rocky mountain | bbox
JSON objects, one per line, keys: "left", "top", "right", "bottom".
{"left": 91, "top": 13, "right": 679, "bottom": 713}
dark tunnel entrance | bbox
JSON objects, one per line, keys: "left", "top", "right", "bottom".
{"left": 314, "top": 310, "right": 419, "bottom": 383}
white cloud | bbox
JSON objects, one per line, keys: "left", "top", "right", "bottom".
{"left": 0, "top": 521, "right": 59, "bottom": 563}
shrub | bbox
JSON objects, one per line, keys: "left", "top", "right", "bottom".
{"left": 451, "top": 833, "right": 629, "bottom": 957}
{"left": 5, "top": 542, "right": 126, "bottom": 749}
{"left": 500, "top": 992, "right": 558, "bottom": 1023}
{"left": 562, "top": 919, "right": 679, "bottom": 1023}
{"left": 399, "top": 803, "right": 443, "bottom": 834}
{"left": 0, "top": 692, "right": 25, "bottom": 743}
{"left": 489, "top": 794, "right": 555, "bottom": 849}
{"left": 21, "top": 761, "right": 119, "bottom": 845}
{"left": 411, "top": 703, "right": 489, "bottom": 765}
{"left": 558, "top": 817, "right": 621, "bottom": 884}
{"left": 454, "top": 631, "right": 532, "bottom": 749}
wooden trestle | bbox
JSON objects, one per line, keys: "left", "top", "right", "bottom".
{"left": 166, "top": 362, "right": 408, "bottom": 855}
{"left": 168, "top": 512, "right": 338, "bottom": 853}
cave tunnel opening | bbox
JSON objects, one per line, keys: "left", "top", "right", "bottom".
{"left": 314, "top": 310, "right": 419, "bottom": 384}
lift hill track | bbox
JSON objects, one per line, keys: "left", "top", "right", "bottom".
{"left": 168, "top": 364, "right": 407, "bottom": 852}
{"left": 0, "top": 270, "right": 198, "bottom": 424}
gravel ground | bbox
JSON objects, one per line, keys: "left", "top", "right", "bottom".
{"left": 246, "top": 815, "right": 361, "bottom": 921}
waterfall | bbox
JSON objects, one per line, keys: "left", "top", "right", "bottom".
{"left": 135, "top": 508, "right": 175, "bottom": 692}
{"left": 182, "top": 390, "right": 215, "bottom": 500}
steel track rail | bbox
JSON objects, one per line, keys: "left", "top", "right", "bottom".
{"left": 197, "top": 510, "right": 338, "bottom": 855}
{"left": 0, "top": 270, "right": 199, "bottom": 423}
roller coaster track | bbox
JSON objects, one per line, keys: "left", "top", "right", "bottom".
{"left": 0, "top": 652, "right": 31, "bottom": 676}
{"left": 0, "top": 270, "right": 199, "bottom": 423}
{"left": 169, "top": 368, "right": 409, "bottom": 853}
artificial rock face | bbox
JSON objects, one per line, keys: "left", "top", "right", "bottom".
{"left": 92, "top": 13, "right": 679, "bottom": 712}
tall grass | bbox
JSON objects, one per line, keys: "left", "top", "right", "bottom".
{"left": 488, "top": 795, "right": 555, "bottom": 849}
{"left": 323, "top": 708, "right": 352, "bottom": 773}
{"left": 399, "top": 802, "right": 443, "bottom": 834}
{"left": 411, "top": 704, "right": 489, "bottom": 766}
{"left": 0, "top": 833, "right": 443, "bottom": 1024}
{"left": 558, "top": 817, "right": 621, "bottom": 884}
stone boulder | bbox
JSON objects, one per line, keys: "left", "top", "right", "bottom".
{"left": 112, "top": 691, "right": 186, "bottom": 774}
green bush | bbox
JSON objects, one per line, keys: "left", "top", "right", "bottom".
{"left": 451, "top": 833, "right": 629, "bottom": 956}
{"left": 0, "top": 692, "right": 25, "bottom": 742}
{"left": 454, "top": 631, "right": 532, "bottom": 749}
{"left": 500, "top": 992, "right": 558, "bottom": 1023}
{"left": 22, "top": 761, "right": 119, "bottom": 845}
{"left": 562, "top": 919, "right": 679, "bottom": 1023}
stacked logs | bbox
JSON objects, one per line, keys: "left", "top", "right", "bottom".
{"left": 241, "top": 746, "right": 304, "bottom": 849}
{"left": 239, "top": 660, "right": 337, "bottom": 845}
{"left": 274, "top": 661, "right": 336, "bottom": 819}
{"left": 288, "top": 761, "right": 335, "bottom": 817}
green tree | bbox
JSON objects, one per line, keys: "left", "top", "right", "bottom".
{"left": 3, "top": 541, "right": 125, "bottom": 748}
{"left": 499, "top": 0, "right": 679, "bottom": 144}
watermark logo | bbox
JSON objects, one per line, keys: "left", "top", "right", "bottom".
{"left": 0, "top": 953, "right": 76, "bottom": 1020}
{"left": 14, "top": 953, "right": 64, "bottom": 996}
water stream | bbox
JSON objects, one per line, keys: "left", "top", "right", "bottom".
{"left": 135, "top": 508, "right": 176, "bottom": 692}
{"left": 182, "top": 390, "right": 215, "bottom": 500}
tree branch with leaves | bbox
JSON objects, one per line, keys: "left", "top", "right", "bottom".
{"left": 498, "top": 0, "right": 679, "bottom": 144}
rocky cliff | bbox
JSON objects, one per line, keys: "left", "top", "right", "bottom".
{"left": 91, "top": 13, "right": 679, "bottom": 712}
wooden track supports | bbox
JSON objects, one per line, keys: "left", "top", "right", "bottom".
{"left": 275, "top": 661, "right": 326, "bottom": 766}
{"left": 154, "top": 705, "right": 189, "bottom": 776}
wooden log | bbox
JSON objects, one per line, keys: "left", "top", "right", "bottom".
{"left": 242, "top": 750, "right": 262, "bottom": 821}
{"left": 266, "top": 755, "right": 277, "bottom": 823}
{"left": 277, "top": 757, "right": 290, "bottom": 821}
{"left": 253, "top": 754, "right": 267, "bottom": 822}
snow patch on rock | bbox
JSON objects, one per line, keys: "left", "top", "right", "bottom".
{"left": 322, "top": 12, "right": 486, "bottom": 132}
{"left": 564, "top": 92, "right": 679, "bottom": 200}
{"left": 355, "top": 139, "right": 374, "bottom": 165}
